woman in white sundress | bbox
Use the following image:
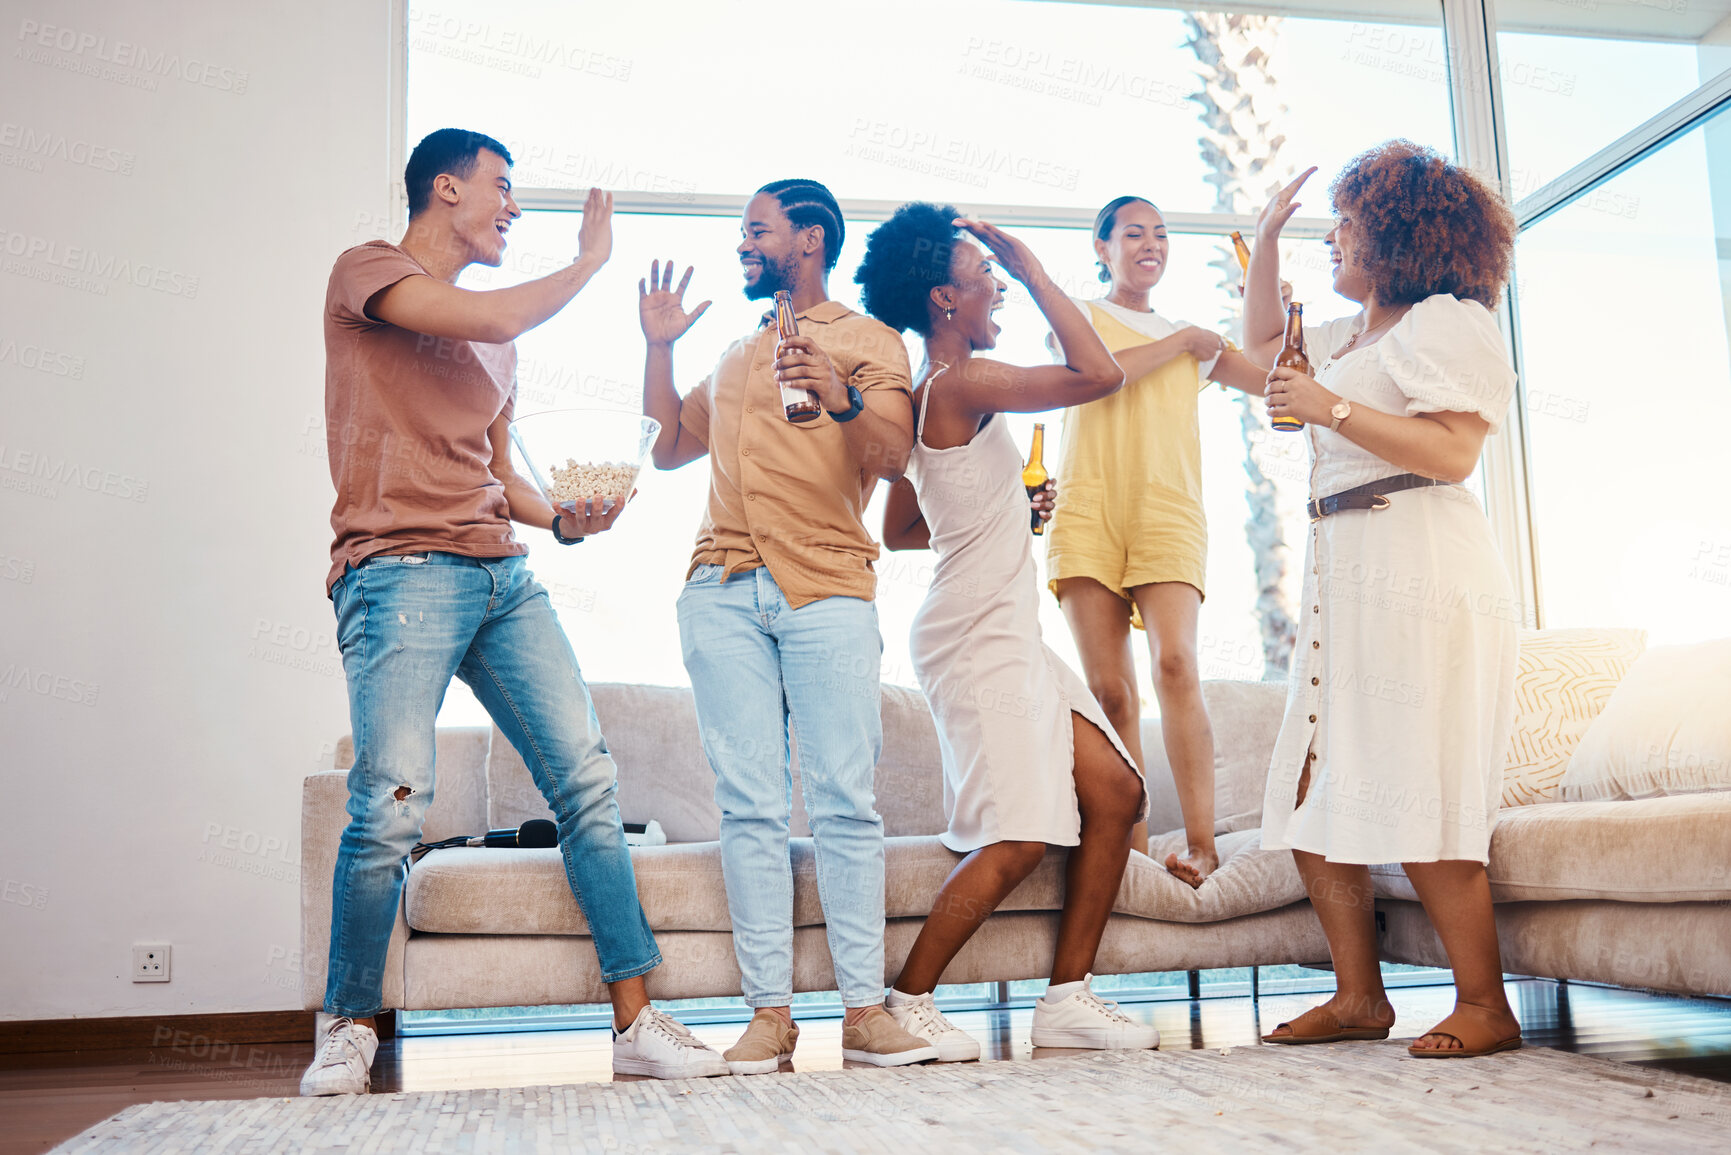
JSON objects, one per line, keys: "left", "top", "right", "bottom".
{"left": 853, "top": 203, "right": 1157, "bottom": 1060}
{"left": 1247, "top": 144, "right": 1523, "bottom": 1059}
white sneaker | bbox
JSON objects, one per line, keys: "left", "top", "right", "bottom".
{"left": 1030, "top": 975, "right": 1160, "bottom": 1050}
{"left": 612, "top": 1006, "right": 729, "bottom": 1079}
{"left": 299, "top": 1013, "right": 378, "bottom": 1096}
{"left": 885, "top": 990, "right": 981, "bottom": 1062}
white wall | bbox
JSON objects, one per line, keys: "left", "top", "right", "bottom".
{"left": 0, "top": 0, "right": 396, "bottom": 1019}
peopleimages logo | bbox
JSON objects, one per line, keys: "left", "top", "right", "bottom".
{"left": 0, "top": 122, "right": 134, "bottom": 174}
{"left": 0, "top": 229, "right": 199, "bottom": 298}
{"left": 15, "top": 19, "right": 250, "bottom": 93}
{"left": 846, "top": 119, "right": 1081, "bottom": 192}
{"left": 0, "top": 335, "right": 85, "bottom": 378}
{"left": 409, "top": 11, "right": 632, "bottom": 80}
{"left": 0, "top": 663, "right": 100, "bottom": 707}
{"left": 0, "top": 443, "right": 149, "bottom": 502}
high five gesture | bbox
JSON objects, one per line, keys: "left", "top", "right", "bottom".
{"left": 639, "top": 258, "right": 713, "bottom": 470}
{"left": 638, "top": 259, "right": 712, "bottom": 345}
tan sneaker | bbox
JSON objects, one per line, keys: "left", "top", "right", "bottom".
{"left": 841, "top": 1004, "right": 940, "bottom": 1067}
{"left": 724, "top": 1009, "right": 799, "bottom": 1075}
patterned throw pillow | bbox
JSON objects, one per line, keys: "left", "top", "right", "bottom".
{"left": 1501, "top": 628, "right": 1647, "bottom": 807}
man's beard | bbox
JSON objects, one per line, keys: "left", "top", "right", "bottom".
{"left": 742, "top": 252, "right": 798, "bottom": 301}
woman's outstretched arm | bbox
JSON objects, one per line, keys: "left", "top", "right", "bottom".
{"left": 1244, "top": 169, "right": 1315, "bottom": 365}
{"left": 942, "top": 219, "right": 1124, "bottom": 417}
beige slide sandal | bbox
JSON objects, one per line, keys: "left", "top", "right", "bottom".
{"left": 1407, "top": 1003, "right": 1523, "bottom": 1058}
{"left": 1262, "top": 1004, "right": 1392, "bottom": 1045}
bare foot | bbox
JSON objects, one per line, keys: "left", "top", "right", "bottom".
{"left": 1410, "top": 1001, "right": 1520, "bottom": 1054}
{"left": 1164, "top": 846, "right": 1219, "bottom": 888}
{"left": 1262, "top": 993, "right": 1395, "bottom": 1041}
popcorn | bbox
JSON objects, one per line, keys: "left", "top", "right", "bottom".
{"left": 546, "top": 459, "right": 639, "bottom": 508}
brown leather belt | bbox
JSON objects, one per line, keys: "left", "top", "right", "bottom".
{"left": 1308, "top": 473, "right": 1451, "bottom": 521}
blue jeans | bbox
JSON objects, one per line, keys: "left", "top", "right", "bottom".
{"left": 324, "top": 551, "right": 659, "bottom": 1018}
{"left": 677, "top": 564, "right": 885, "bottom": 1008}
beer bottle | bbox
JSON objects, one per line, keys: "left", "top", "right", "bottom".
{"left": 774, "top": 290, "right": 822, "bottom": 423}
{"left": 1230, "top": 230, "right": 1252, "bottom": 295}
{"left": 1272, "top": 302, "right": 1308, "bottom": 433}
{"left": 1022, "top": 422, "right": 1049, "bottom": 535}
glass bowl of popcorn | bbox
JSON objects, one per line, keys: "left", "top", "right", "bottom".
{"left": 508, "top": 408, "right": 661, "bottom": 520}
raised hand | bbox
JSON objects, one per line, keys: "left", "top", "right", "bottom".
{"left": 638, "top": 259, "right": 712, "bottom": 345}
{"left": 954, "top": 217, "right": 1046, "bottom": 289}
{"left": 1255, "top": 168, "right": 1317, "bottom": 247}
{"left": 577, "top": 188, "right": 614, "bottom": 268}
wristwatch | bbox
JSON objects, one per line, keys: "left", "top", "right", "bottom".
{"left": 1329, "top": 400, "right": 1352, "bottom": 432}
{"left": 550, "top": 512, "right": 585, "bottom": 545}
{"left": 827, "top": 384, "right": 865, "bottom": 423}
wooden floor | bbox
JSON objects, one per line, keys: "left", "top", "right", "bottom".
{"left": 4, "top": 979, "right": 1728, "bottom": 1154}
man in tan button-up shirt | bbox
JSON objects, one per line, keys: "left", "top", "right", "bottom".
{"left": 641, "top": 179, "right": 934, "bottom": 1071}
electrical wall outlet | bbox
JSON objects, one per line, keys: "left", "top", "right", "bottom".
{"left": 132, "top": 944, "right": 171, "bottom": 982}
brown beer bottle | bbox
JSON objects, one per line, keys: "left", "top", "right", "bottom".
{"left": 1022, "top": 422, "right": 1049, "bottom": 535}
{"left": 774, "top": 290, "right": 822, "bottom": 423}
{"left": 1230, "top": 230, "right": 1252, "bottom": 295}
{"left": 1272, "top": 302, "right": 1307, "bottom": 432}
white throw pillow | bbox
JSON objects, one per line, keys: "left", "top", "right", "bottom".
{"left": 1559, "top": 639, "right": 1731, "bottom": 802}
{"left": 1501, "top": 628, "right": 1647, "bottom": 807}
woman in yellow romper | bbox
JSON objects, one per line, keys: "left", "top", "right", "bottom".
{"left": 1049, "top": 197, "right": 1269, "bottom": 886}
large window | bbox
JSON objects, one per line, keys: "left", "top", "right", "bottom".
{"left": 1497, "top": 26, "right": 1714, "bottom": 195}
{"left": 1494, "top": 6, "right": 1731, "bottom": 639}
{"left": 406, "top": 1, "right": 1453, "bottom": 213}
{"left": 408, "top": 0, "right": 1460, "bottom": 713}
{"left": 1514, "top": 106, "right": 1731, "bottom": 641}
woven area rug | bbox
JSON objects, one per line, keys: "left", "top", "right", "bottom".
{"left": 53, "top": 1042, "right": 1730, "bottom": 1154}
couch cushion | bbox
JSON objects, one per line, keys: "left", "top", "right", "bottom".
{"left": 1501, "top": 627, "right": 1646, "bottom": 807}
{"left": 874, "top": 684, "right": 948, "bottom": 837}
{"left": 1140, "top": 681, "right": 1286, "bottom": 837}
{"left": 832, "top": 832, "right": 1300, "bottom": 925}
{"left": 405, "top": 843, "right": 735, "bottom": 935}
{"left": 407, "top": 827, "right": 1307, "bottom": 936}
{"left": 487, "top": 682, "right": 951, "bottom": 844}
{"left": 1559, "top": 639, "right": 1731, "bottom": 802}
{"left": 1367, "top": 792, "right": 1731, "bottom": 903}
{"left": 488, "top": 683, "right": 724, "bottom": 843}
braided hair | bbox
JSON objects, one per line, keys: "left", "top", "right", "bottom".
{"left": 757, "top": 178, "right": 845, "bottom": 271}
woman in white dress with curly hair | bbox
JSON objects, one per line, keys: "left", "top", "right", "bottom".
{"left": 1248, "top": 143, "right": 1523, "bottom": 1059}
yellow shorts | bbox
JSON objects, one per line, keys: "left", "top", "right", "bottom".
{"left": 1045, "top": 485, "right": 1205, "bottom": 631}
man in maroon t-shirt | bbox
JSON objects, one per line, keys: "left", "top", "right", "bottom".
{"left": 303, "top": 129, "right": 725, "bottom": 1095}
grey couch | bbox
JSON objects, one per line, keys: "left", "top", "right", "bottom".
{"left": 300, "top": 680, "right": 1731, "bottom": 1014}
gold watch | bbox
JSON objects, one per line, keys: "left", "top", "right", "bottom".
{"left": 1329, "top": 400, "right": 1352, "bottom": 432}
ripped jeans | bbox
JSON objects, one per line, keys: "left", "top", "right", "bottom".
{"left": 323, "top": 551, "right": 658, "bottom": 1018}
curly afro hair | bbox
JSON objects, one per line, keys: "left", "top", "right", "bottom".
{"left": 1329, "top": 141, "right": 1515, "bottom": 308}
{"left": 854, "top": 202, "right": 961, "bottom": 336}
